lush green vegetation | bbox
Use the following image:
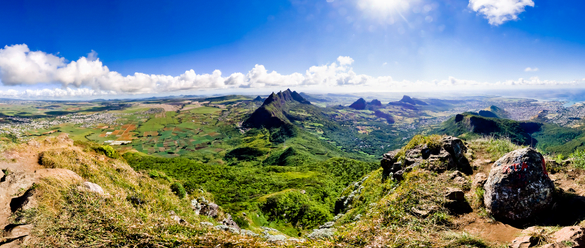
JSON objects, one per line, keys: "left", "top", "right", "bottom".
{"left": 259, "top": 190, "right": 331, "bottom": 230}
{"left": 123, "top": 130, "right": 378, "bottom": 234}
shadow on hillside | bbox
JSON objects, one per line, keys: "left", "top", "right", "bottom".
{"left": 501, "top": 192, "right": 585, "bottom": 228}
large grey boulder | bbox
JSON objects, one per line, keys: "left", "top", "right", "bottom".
{"left": 484, "top": 148, "right": 554, "bottom": 221}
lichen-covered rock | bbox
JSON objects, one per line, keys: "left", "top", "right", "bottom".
{"left": 483, "top": 148, "right": 554, "bottom": 221}
{"left": 221, "top": 214, "right": 240, "bottom": 230}
{"left": 213, "top": 224, "right": 239, "bottom": 234}
{"left": 306, "top": 228, "right": 336, "bottom": 239}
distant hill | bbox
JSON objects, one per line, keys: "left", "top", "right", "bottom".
{"left": 368, "top": 99, "right": 382, "bottom": 107}
{"left": 436, "top": 112, "right": 541, "bottom": 146}
{"left": 252, "top": 96, "right": 264, "bottom": 102}
{"left": 243, "top": 89, "right": 311, "bottom": 130}
{"left": 392, "top": 95, "right": 427, "bottom": 105}
{"left": 348, "top": 98, "right": 383, "bottom": 110}
{"left": 478, "top": 105, "right": 510, "bottom": 119}
{"left": 388, "top": 95, "right": 427, "bottom": 110}
{"left": 349, "top": 98, "right": 367, "bottom": 110}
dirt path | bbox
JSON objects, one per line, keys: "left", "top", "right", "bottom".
{"left": 0, "top": 135, "right": 73, "bottom": 247}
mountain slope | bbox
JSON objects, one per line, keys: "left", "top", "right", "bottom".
{"left": 435, "top": 112, "right": 541, "bottom": 146}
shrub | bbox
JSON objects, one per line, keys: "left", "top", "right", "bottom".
{"left": 171, "top": 182, "right": 186, "bottom": 199}
{"left": 93, "top": 145, "right": 119, "bottom": 159}
{"left": 148, "top": 170, "right": 172, "bottom": 182}
{"left": 571, "top": 149, "right": 585, "bottom": 169}
{"left": 260, "top": 190, "right": 331, "bottom": 229}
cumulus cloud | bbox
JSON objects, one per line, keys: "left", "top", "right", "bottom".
{"left": 0, "top": 44, "right": 376, "bottom": 95}
{"left": 524, "top": 67, "right": 539, "bottom": 72}
{"left": 0, "top": 44, "right": 582, "bottom": 99}
{"left": 469, "top": 0, "right": 534, "bottom": 25}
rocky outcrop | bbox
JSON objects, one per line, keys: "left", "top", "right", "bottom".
{"left": 444, "top": 187, "right": 472, "bottom": 214}
{"left": 191, "top": 197, "right": 219, "bottom": 218}
{"left": 483, "top": 148, "right": 555, "bottom": 221}
{"left": 381, "top": 136, "right": 472, "bottom": 181}
{"left": 221, "top": 214, "right": 240, "bottom": 230}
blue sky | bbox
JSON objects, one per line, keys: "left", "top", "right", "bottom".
{"left": 0, "top": 0, "right": 584, "bottom": 98}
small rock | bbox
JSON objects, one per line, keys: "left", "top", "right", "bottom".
{"left": 200, "top": 222, "right": 214, "bottom": 227}
{"left": 552, "top": 226, "right": 585, "bottom": 247}
{"left": 221, "top": 214, "right": 240, "bottom": 230}
{"left": 240, "top": 229, "right": 259, "bottom": 237}
{"left": 306, "top": 228, "right": 336, "bottom": 240}
{"left": 78, "top": 182, "right": 105, "bottom": 195}
{"left": 319, "top": 221, "right": 335, "bottom": 229}
{"left": 262, "top": 227, "right": 279, "bottom": 233}
{"left": 201, "top": 202, "right": 219, "bottom": 218}
{"left": 191, "top": 199, "right": 202, "bottom": 215}
{"left": 168, "top": 211, "right": 186, "bottom": 224}
{"left": 444, "top": 187, "right": 472, "bottom": 214}
{"left": 445, "top": 187, "right": 465, "bottom": 201}
{"left": 214, "top": 224, "right": 239, "bottom": 234}
{"left": 3, "top": 224, "right": 34, "bottom": 239}
{"left": 510, "top": 236, "right": 537, "bottom": 248}
{"left": 287, "top": 238, "right": 306, "bottom": 243}
{"left": 10, "top": 188, "right": 36, "bottom": 212}
{"left": 266, "top": 234, "right": 287, "bottom": 243}
{"left": 472, "top": 173, "right": 488, "bottom": 188}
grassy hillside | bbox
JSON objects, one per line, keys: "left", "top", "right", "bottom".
{"left": 11, "top": 139, "right": 267, "bottom": 247}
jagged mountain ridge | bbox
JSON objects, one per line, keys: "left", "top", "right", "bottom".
{"left": 243, "top": 89, "right": 311, "bottom": 129}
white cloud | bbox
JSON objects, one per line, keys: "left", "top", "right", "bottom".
{"left": 469, "top": 0, "right": 534, "bottom": 26}
{"left": 0, "top": 44, "right": 582, "bottom": 99}
{"left": 524, "top": 67, "right": 539, "bottom": 72}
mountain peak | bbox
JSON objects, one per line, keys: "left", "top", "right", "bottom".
{"left": 243, "top": 89, "right": 311, "bottom": 129}
{"left": 349, "top": 98, "right": 367, "bottom": 110}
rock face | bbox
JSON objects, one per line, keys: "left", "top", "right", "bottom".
{"left": 381, "top": 136, "right": 472, "bottom": 181}
{"left": 483, "top": 148, "right": 555, "bottom": 221}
